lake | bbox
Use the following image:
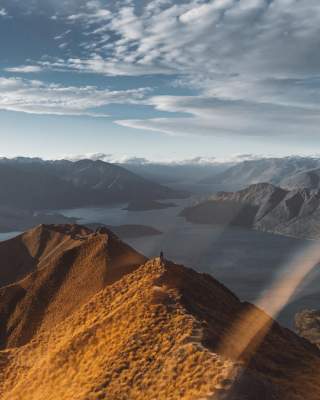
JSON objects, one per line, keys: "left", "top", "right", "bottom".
{"left": 0, "top": 231, "right": 22, "bottom": 241}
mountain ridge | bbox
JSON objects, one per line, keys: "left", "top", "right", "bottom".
{"left": 181, "top": 183, "right": 320, "bottom": 239}
{"left": 0, "top": 158, "right": 186, "bottom": 210}
{"left": 201, "top": 157, "right": 320, "bottom": 190}
{"left": 1, "top": 225, "right": 320, "bottom": 398}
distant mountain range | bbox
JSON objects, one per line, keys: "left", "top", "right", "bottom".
{"left": 122, "top": 160, "right": 232, "bottom": 185}
{"left": 1, "top": 224, "right": 320, "bottom": 399}
{"left": 281, "top": 168, "right": 320, "bottom": 190}
{"left": 181, "top": 182, "right": 320, "bottom": 239}
{"left": 201, "top": 157, "right": 320, "bottom": 190}
{"left": 0, "top": 157, "right": 186, "bottom": 210}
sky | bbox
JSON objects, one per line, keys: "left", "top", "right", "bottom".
{"left": 0, "top": 0, "right": 320, "bottom": 162}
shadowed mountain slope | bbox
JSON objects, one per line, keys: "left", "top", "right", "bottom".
{"left": 0, "top": 158, "right": 186, "bottom": 210}
{"left": 181, "top": 183, "right": 320, "bottom": 239}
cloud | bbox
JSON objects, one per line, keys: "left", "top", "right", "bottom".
{"left": 58, "top": 42, "right": 68, "bottom": 50}
{"left": 119, "top": 156, "right": 150, "bottom": 165}
{"left": 0, "top": 0, "right": 91, "bottom": 15}
{"left": 61, "top": 153, "right": 113, "bottom": 161}
{"left": 67, "top": 8, "right": 111, "bottom": 23}
{"left": 35, "top": 57, "right": 174, "bottom": 76}
{"left": 0, "top": 8, "right": 7, "bottom": 16}
{"left": 164, "top": 154, "right": 265, "bottom": 164}
{"left": 116, "top": 94, "right": 320, "bottom": 137}
{"left": 8, "top": 1, "right": 320, "bottom": 83}
{"left": 54, "top": 30, "right": 71, "bottom": 41}
{"left": 28, "top": 0, "right": 320, "bottom": 81}
{"left": 0, "top": 77, "right": 149, "bottom": 117}
{"left": 118, "top": 155, "right": 224, "bottom": 165}
{"left": 6, "top": 1, "right": 320, "bottom": 81}
{"left": 5, "top": 66, "right": 44, "bottom": 73}
{"left": 57, "top": 153, "right": 262, "bottom": 165}
{"left": 4, "top": 0, "right": 320, "bottom": 140}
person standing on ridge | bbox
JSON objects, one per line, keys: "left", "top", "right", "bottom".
{"left": 160, "top": 250, "right": 164, "bottom": 265}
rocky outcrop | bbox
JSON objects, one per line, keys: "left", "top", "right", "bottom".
{"left": 295, "top": 309, "right": 320, "bottom": 347}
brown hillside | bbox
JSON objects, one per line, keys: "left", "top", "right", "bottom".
{"left": 1, "top": 254, "right": 320, "bottom": 399}
{"left": 0, "top": 224, "right": 146, "bottom": 348}
{"left": 0, "top": 224, "right": 97, "bottom": 287}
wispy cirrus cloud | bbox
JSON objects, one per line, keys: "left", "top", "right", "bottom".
{"left": 34, "top": 57, "right": 174, "bottom": 77}
{"left": 0, "top": 77, "right": 150, "bottom": 117}
{"left": 67, "top": 9, "right": 111, "bottom": 23}
{"left": 54, "top": 30, "right": 71, "bottom": 41}
{"left": 5, "top": 66, "right": 44, "bottom": 73}
{"left": 116, "top": 94, "right": 320, "bottom": 138}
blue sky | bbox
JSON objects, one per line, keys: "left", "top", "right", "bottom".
{"left": 1, "top": 0, "right": 320, "bottom": 162}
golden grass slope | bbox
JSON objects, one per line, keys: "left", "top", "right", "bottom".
{"left": 1, "top": 256, "right": 320, "bottom": 399}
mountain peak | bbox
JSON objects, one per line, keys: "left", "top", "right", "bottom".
{"left": 0, "top": 224, "right": 146, "bottom": 348}
{"left": 32, "top": 223, "right": 93, "bottom": 237}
